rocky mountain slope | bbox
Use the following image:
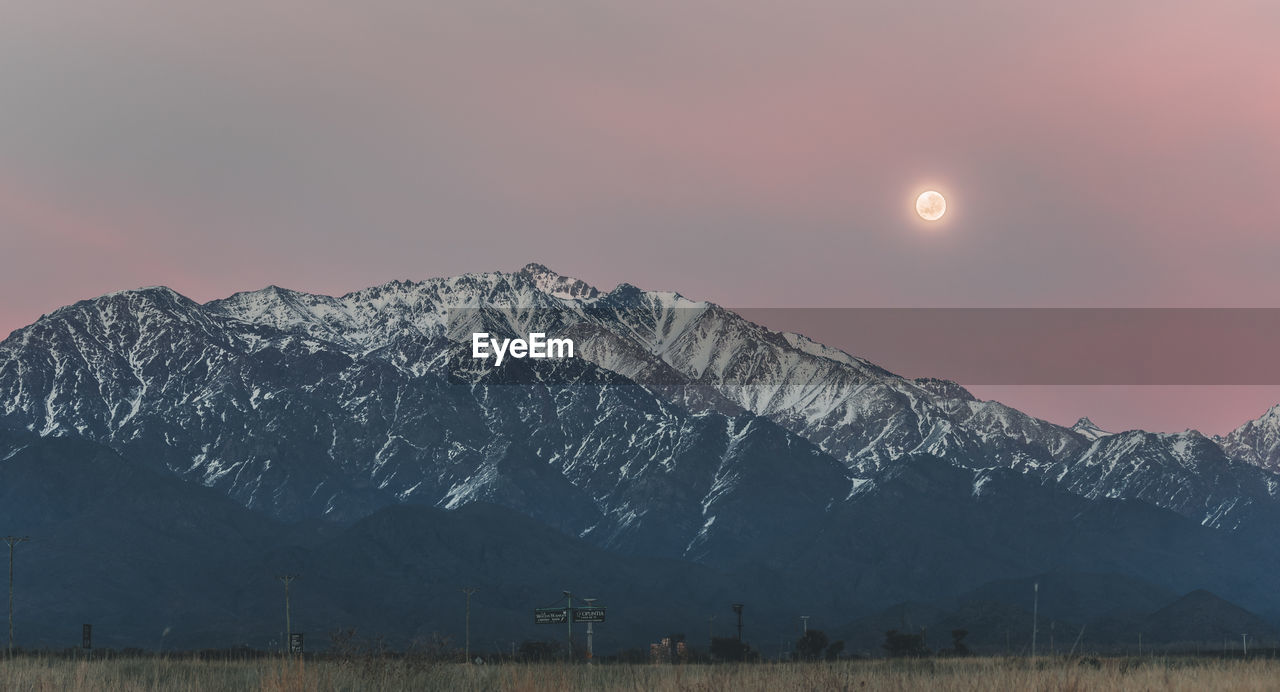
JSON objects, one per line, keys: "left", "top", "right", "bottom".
{"left": 6, "top": 265, "right": 1280, "bottom": 648}
{"left": 3, "top": 264, "right": 1277, "bottom": 541}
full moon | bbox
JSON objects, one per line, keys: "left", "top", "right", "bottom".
{"left": 916, "top": 190, "right": 946, "bottom": 221}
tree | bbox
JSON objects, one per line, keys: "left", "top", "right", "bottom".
{"left": 518, "top": 640, "right": 560, "bottom": 661}
{"left": 824, "top": 640, "right": 846, "bottom": 661}
{"left": 795, "top": 629, "right": 830, "bottom": 660}
{"left": 950, "top": 629, "right": 970, "bottom": 656}
{"left": 882, "top": 630, "right": 928, "bottom": 658}
{"left": 710, "top": 636, "right": 750, "bottom": 662}
{"left": 406, "top": 632, "right": 456, "bottom": 662}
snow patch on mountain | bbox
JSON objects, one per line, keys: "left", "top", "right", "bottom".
{"left": 1220, "top": 405, "right": 1280, "bottom": 471}
{"left": 1072, "top": 417, "right": 1112, "bottom": 441}
{"left": 2, "top": 263, "right": 1279, "bottom": 536}
{"left": 517, "top": 263, "right": 601, "bottom": 300}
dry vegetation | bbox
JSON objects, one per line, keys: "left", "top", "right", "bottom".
{"left": 2, "top": 656, "right": 1279, "bottom": 691}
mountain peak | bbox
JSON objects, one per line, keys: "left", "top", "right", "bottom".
{"left": 1072, "top": 417, "right": 1112, "bottom": 441}
{"left": 519, "top": 262, "right": 554, "bottom": 274}
{"left": 912, "top": 377, "right": 976, "bottom": 402}
{"left": 45, "top": 285, "right": 198, "bottom": 322}
{"left": 516, "top": 263, "right": 600, "bottom": 300}
{"left": 1218, "top": 403, "right": 1280, "bottom": 472}
{"left": 102, "top": 285, "right": 186, "bottom": 301}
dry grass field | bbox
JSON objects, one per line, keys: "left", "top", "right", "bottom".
{"left": 2, "top": 655, "right": 1278, "bottom": 691}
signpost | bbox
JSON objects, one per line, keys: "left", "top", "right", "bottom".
{"left": 534, "top": 608, "right": 569, "bottom": 625}
{"left": 573, "top": 607, "right": 606, "bottom": 623}
{"left": 535, "top": 606, "right": 607, "bottom": 625}
{"left": 289, "top": 632, "right": 304, "bottom": 655}
{"left": 534, "top": 599, "right": 607, "bottom": 662}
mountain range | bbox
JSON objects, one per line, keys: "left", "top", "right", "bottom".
{"left": 3, "top": 263, "right": 1280, "bottom": 651}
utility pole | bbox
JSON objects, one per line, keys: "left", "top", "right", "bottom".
{"left": 277, "top": 575, "right": 297, "bottom": 656}
{"left": 1031, "top": 581, "right": 1039, "bottom": 658}
{"left": 4, "top": 536, "right": 30, "bottom": 657}
{"left": 582, "top": 597, "right": 597, "bottom": 663}
{"left": 1242, "top": 633, "right": 1248, "bottom": 657}
{"left": 732, "top": 604, "right": 744, "bottom": 642}
{"left": 563, "top": 591, "right": 573, "bottom": 662}
{"left": 801, "top": 615, "right": 810, "bottom": 634}
{"left": 462, "top": 587, "right": 477, "bottom": 664}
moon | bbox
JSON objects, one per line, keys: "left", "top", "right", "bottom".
{"left": 915, "top": 190, "right": 946, "bottom": 221}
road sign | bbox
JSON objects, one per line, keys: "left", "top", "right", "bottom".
{"left": 289, "top": 632, "right": 304, "bottom": 654}
{"left": 573, "top": 607, "right": 606, "bottom": 623}
{"left": 82, "top": 624, "right": 92, "bottom": 649}
{"left": 534, "top": 608, "right": 569, "bottom": 624}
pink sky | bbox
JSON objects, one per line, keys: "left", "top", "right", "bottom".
{"left": 1, "top": 1, "right": 1278, "bottom": 433}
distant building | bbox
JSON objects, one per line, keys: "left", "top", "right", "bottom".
{"left": 650, "top": 637, "right": 688, "bottom": 664}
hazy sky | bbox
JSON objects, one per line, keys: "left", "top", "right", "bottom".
{"left": 2, "top": 2, "right": 1278, "bottom": 433}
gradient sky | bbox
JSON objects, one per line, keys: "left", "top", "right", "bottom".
{"left": 2, "top": 2, "right": 1278, "bottom": 434}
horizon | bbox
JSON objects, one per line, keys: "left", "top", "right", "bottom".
{"left": 7, "top": 265, "right": 1280, "bottom": 437}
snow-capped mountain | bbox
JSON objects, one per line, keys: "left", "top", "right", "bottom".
{"left": 1, "top": 263, "right": 1278, "bottom": 551}
{"left": 1220, "top": 405, "right": 1280, "bottom": 472}
{"left": 1056, "top": 430, "right": 1278, "bottom": 531}
{"left": 1072, "top": 416, "right": 1111, "bottom": 441}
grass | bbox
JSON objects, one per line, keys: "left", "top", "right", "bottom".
{"left": 3, "top": 655, "right": 1280, "bottom": 691}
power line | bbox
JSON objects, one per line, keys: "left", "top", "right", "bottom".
{"left": 1031, "top": 581, "right": 1039, "bottom": 658}
{"left": 277, "top": 574, "right": 298, "bottom": 656}
{"left": 462, "top": 587, "right": 477, "bottom": 663}
{"left": 563, "top": 591, "right": 573, "bottom": 662}
{"left": 4, "top": 536, "right": 30, "bottom": 657}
